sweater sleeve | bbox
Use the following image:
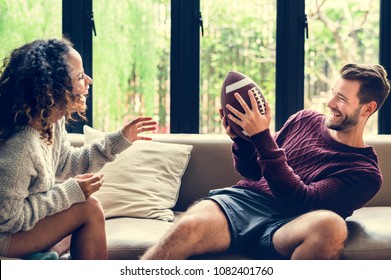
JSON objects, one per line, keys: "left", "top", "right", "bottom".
{"left": 0, "top": 153, "right": 85, "bottom": 234}
{"left": 55, "top": 120, "right": 132, "bottom": 180}
{"left": 231, "top": 137, "right": 262, "bottom": 181}
{"left": 250, "top": 130, "right": 381, "bottom": 217}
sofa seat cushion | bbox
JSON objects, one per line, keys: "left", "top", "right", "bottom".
{"left": 105, "top": 217, "right": 173, "bottom": 259}
{"left": 105, "top": 215, "right": 255, "bottom": 260}
{"left": 106, "top": 207, "right": 391, "bottom": 260}
{"left": 343, "top": 207, "right": 391, "bottom": 259}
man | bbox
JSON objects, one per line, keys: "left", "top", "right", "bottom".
{"left": 141, "top": 63, "right": 390, "bottom": 260}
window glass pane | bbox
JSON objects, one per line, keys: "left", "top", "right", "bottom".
{"left": 305, "top": 0, "right": 380, "bottom": 135}
{"left": 0, "top": 0, "right": 61, "bottom": 59}
{"left": 93, "top": 0, "right": 171, "bottom": 133}
{"left": 200, "top": 0, "right": 276, "bottom": 134}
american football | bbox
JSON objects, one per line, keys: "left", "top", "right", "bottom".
{"left": 220, "top": 70, "right": 267, "bottom": 141}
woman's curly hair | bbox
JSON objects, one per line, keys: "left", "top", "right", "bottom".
{"left": 0, "top": 38, "right": 86, "bottom": 145}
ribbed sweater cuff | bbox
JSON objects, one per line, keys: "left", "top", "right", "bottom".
{"left": 250, "top": 129, "right": 280, "bottom": 158}
{"left": 62, "top": 178, "right": 86, "bottom": 204}
{"left": 106, "top": 130, "right": 133, "bottom": 155}
{"left": 232, "top": 135, "right": 251, "bottom": 146}
{"left": 232, "top": 135, "right": 255, "bottom": 152}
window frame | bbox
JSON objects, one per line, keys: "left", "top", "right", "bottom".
{"left": 275, "top": 0, "right": 305, "bottom": 130}
{"left": 379, "top": 0, "right": 391, "bottom": 134}
{"left": 62, "top": 0, "right": 93, "bottom": 133}
{"left": 170, "top": 0, "right": 200, "bottom": 133}
{"left": 63, "top": 0, "right": 391, "bottom": 134}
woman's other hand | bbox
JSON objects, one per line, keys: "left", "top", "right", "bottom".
{"left": 75, "top": 173, "right": 104, "bottom": 199}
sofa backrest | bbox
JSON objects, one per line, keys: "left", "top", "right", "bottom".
{"left": 150, "top": 134, "right": 242, "bottom": 211}
{"left": 152, "top": 134, "right": 391, "bottom": 210}
{"left": 67, "top": 133, "right": 242, "bottom": 212}
{"left": 68, "top": 133, "right": 391, "bottom": 211}
{"left": 364, "top": 135, "right": 391, "bottom": 207}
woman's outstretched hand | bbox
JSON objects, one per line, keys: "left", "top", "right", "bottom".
{"left": 121, "top": 116, "right": 157, "bottom": 142}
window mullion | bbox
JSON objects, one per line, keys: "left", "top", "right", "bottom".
{"left": 170, "top": 0, "right": 200, "bottom": 133}
{"left": 62, "top": 0, "right": 93, "bottom": 132}
{"left": 378, "top": 0, "right": 391, "bottom": 134}
{"left": 275, "top": 0, "right": 305, "bottom": 130}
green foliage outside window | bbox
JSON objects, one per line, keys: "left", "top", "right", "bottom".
{"left": 0, "top": 0, "right": 61, "bottom": 64}
{"left": 93, "top": 0, "right": 170, "bottom": 132}
{"left": 200, "top": 0, "right": 276, "bottom": 134}
{"left": 305, "top": 0, "right": 380, "bottom": 135}
{"left": 0, "top": 0, "right": 381, "bottom": 135}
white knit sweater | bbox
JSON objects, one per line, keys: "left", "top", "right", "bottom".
{"left": 0, "top": 118, "right": 131, "bottom": 244}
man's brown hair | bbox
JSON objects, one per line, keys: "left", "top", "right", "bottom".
{"left": 340, "top": 63, "right": 390, "bottom": 112}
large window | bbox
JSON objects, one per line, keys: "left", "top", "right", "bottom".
{"left": 305, "top": 0, "right": 380, "bottom": 135}
{"left": 200, "top": 0, "right": 277, "bottom": 134}
{"left": 0, "top": 0, "right": 62, "bottom": 60}
{"left": 93, "top": 0, "right": 171, "bottom": 133}
{"left": 2, "top": 0, "right": 390, "bottom": 135}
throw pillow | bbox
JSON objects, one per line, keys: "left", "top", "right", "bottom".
{"left": 83, "top": 125, "right": 193, "bottom": 222}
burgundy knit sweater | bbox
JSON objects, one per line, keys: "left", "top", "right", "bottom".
{"left": 232, "top": 110, "right": 382, "bottom": 218}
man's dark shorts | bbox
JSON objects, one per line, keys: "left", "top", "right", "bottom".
{"left": 207, "top": 187, "right": 299, "bottom": 259}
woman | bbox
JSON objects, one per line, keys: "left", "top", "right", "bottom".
{"left": 0, "top": 38, "right": 156, "bottom": 259}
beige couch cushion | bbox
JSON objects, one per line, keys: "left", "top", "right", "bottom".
{"left": 84, "top": 126, "right": 193, "bottom": 222}
{"left": 343, "top": 207, "right": 391, "bottom": 259}
{"left": 104, "top": 213, "right": 254, "bottom": 260}
{"left": 105, "top": 217, "right": 173, "bottom": 259}
{"left": 364, "top": 135, "right": 391, "bottom": 206}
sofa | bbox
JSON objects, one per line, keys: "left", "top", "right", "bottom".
{"left": 65, "top": 132, "right": 391, "bottom": 260}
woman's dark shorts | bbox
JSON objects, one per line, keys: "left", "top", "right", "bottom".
{"left": 207, "top": 187, "right": 299, "bottom": 259}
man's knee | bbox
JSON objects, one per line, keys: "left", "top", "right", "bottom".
{"left": 142, "top": 200, "right": 231, "bottom": 259}
{"left": 175, "top": 201, "right": 220, "bottom": 237}
{"left": 311, "top": 210, "right": 347, "bottom": 242}
{"left": 274, "top": 210, "right": 347, "bottom": 259}
{"left": 173, "top": 215, "right": 203, "bottom": 239}
{"left": 302, "top": 210, "right": 347, "bottom": 259}
{"left": 172, "top": 200, "right": 231, "bottom": 246}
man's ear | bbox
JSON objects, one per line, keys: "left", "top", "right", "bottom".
{"left": 362, "top": 101, "right": 377, "bottom": 117}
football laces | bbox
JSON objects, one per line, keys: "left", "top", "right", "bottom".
{"left": 250, "top": 86, "right": 266, "bottom": 114}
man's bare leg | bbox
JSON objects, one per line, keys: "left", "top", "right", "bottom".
{"left": 7, "top": 196, "right": 107, "bottom": 260}
{"left": 273, "top": 210, "right": 347, "bottom": 259}
{"left": 141, "top": 200, "right": 231, "bottom": 259}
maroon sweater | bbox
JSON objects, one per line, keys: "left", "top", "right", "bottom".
{"left": 232, "top": 110, "right": 382, "bottom": 218}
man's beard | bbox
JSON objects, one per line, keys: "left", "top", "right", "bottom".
{"left": 325, "top": 107, "right": 361, "bottom": 131}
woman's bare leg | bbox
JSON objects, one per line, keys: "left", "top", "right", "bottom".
{"left": 6, "top": 196, "right": 107, "bottom": 260}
